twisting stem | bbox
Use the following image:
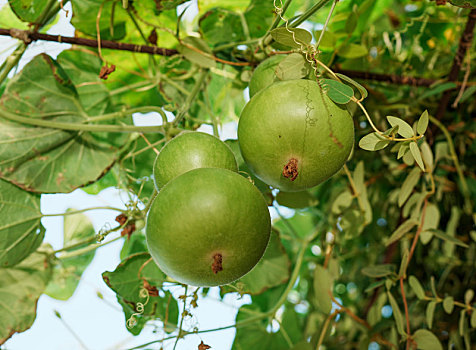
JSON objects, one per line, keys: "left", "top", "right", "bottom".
{"left": 315, "top": 0, "right": 338, "bottom": 51}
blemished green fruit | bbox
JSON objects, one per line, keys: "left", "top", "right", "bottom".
{"left": 146, "top": 168, "right": 271, "bottom": 287}
{"left": 238, "top": 79, "right": 354, "bottom": 192}
{"left": 249, "top": 55, "right": 285, "bottom": 98}
{"left": 153, "top": 131, "right": 237, "bottom": 190}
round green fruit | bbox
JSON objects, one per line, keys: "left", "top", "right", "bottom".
{"left": 249, "top": 55, "right": 285, "bottom": 98}
{"left": 146, "top": 168, "right": 271, "bottom": 287}
{"left": 238, "top": 79, "right": 354, "bottom": 192}
{"left": 153, "top": 131, "right": 237, "bottom": 190}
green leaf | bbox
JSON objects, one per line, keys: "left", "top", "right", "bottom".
{"left": 361, "top": 264, "right": 395, "bottom": 278}
{"left": 244, "top": 1, "right": 275, "bottom": 38}
{"left": 0, "top": 252, "right": 52, "bottom": 344}
{"left": 198, "top": 0, "right": 249, "bottom": 12}
{"left": 57, "top": 50, "right": 114, "bottom": 116}
{"left": 420, "top": 82, "right": 457, "bottom": 99}
{"left": 103, "top": 253, "right": 178, "bottom": 334}
{"left": 426, "top": 301, "right": 437, "bottom": 328}
{"left": 417, "top": 110, "right": 429, "bottom": 135}
{"left": 459, "top": 85, "right": 476, "bottom": 103}
{"left": 398, "top": 142, "right": 410, "bottom": 159}
{"left": 398, "top": 167, "right": 421, "bottom": 207}
{"left": 359, "top": 132, "right": 390, "bottom": 151}
{"left": 314, "top": 265, "right": 333, "bottom": 314}
{"left": 337, "top": 43, "right": 368, "bottom": 59}
{"left": 387, "top": 291, "right": 405, "bottom": 335}
{"left": 459, "top": 310, "right": 467, "bottom": 336}
{"left": 232, "top": 304, "right": 295, "bottom": 350}
{"left": 471, "top": 307, "right": 476, "bottom": 328}
{"left": 270, "top": 27, "right": 312, "bottom": 49}
{"left": 331, "top": 190, "right": 353, "bottom": 214}
{"left": 409, "top": 276, "right": 426, "bottom": 300}
{"left": 8, "top": 0, "right": 49, "bottom": 23}
{"left": 290, "top": 341, "right": 313, "bottom": 350}
{"left": 420, "top": 203, "right": 440, "bottom": 244}
{"left": 449, "top": 0, "right": 476, "bottom": 9}
{"left": 222, "top": 231, "right": 291, "bottom": 295}
{"left": 335, "top": 73, "right": 368, "bottom": 100}
{"left": 386, "top": 219, "right": 418, "bottom": 246}
{"left": 275, "top": 53, "right": 311, "bottom": 81}
{"left": 0, "top": 2, "right": 28, "bottom": 28}
{"left": 45, "top": 210, "right": 96, "bottom": 300}
{"left": 178, "top": 36, "right": 217, "bottom": 68}
{"left": 314, "top": 30, "right": 336, "bottom": 48}
{"left": 345, "top": 10, "right": 359, "bottom": 34}
{"left": 413, "top": 329, "right": 443, "bottom": 350}
{"left": 0, "top": 178, "right": 44, "bottom": 267}
{"left": 387, "top": 116, "right": 414, "bottom": 138}
{"left": 464, "top": 289, "right": 474, "bottom": 305}
{"left": 323, "top": 78, "right": 354, "bottom": 104}
{"left": 420, "top": 141, "right": 434, "bottom": 173}
{"left": 276, "top": 190, "right": 318, "bottom": 209}
{"left": 71, "top": 0, "right": 127, "bottom": 40}
{"left": 410, "top": 142, "right": 425, "bottom": 171}
{"left": 429, "top": 229, "right": 469, "bottom": 248}
{"left": 274, "top": 211, "right": 315, "bottom": 239}
{"left": 199, "top": 8, "right": 244, "bottom": 46}
{"left": 0, "top": 54, "right": 121, "bottom": 193}
{"left": 443, "top": 296, "right": 454, "bottom": 314}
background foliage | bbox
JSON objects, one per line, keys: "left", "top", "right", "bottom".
{"left": 0, "top": 0, "right": 475, "bottom": 349}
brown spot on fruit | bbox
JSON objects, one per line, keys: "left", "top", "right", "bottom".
{"left": 283, "top": 158, "right": 298, "bottom": 181}
{"left": 211, "top": 253, "right": 223, "bottom": 274}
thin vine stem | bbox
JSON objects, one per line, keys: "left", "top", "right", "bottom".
{"left": 0, "top": 108, "right": 167, "bottom": 133}
{"left": 289, "top": 0, "right": 332, "bottom": 28}
{"left": 173, "top": 69, "right": 208, "bottom": 126}
{"left": 315, "top": 0, "right": 338, "bottom": 51}
{"left": 316, "top": 309, "right": 340, "bottom": 350}
{"left": 42, "top": 206, "right": 124, "bottom": 218}
{"left": 429, "top": 115, "right": 472, "bottom": 214}
{"left": 354, "top": 99, "right": 424, "bottom": 142}
{"left": 342, "top": 164, "right": 366, "bottom": 216}
{"left": 173, "top": 285, "right": 188, "bottom": 350}
{"left": 57, "top": 235, "right": 123, "bottom": 259}
{"left": 400, "top": 277, "right": 412, "bottom": 350}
